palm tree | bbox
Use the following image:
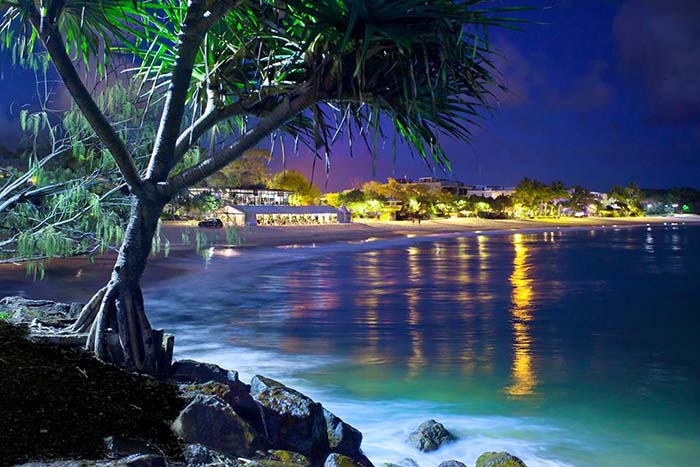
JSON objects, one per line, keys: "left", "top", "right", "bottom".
{"left": 0, "top": 0, "right": 525, "bottom": 374}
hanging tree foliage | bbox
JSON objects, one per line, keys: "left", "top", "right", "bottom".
{"left": 0, "top": 78, "right": 198, "bottom": 270}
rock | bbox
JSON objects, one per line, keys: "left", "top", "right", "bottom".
{"left": 183, "top": 443, "right": 238, "bottom": 466}
{"left": 170, "top": 359, "right": 240, "bottom": 385}
{"left": 18, "top": 456, "right": 166, "bottom": 467}
{"left": 246, "top": 450, "right": 312, "bottom": 467}
{"left": 14, "top": 455, "right": 165, "bottom": 467}
{"left": 324, "top": 453, "right": 365, "bottom": 467}
{"left": 180, "top": 381, "right": 264, "bottom": 434}
{"left": 437, "top": 461, "right": 467, "bottom": 467}
{"left": 27, "top": 332, "right": 88, "bottom": 347}
{"left": 171, "top": 395, "right": 268, "bottom": 457}
{"left": 250, "top": 375, "right": 329, "bottom": 463}
{"left": 0, "top": 296, "right": 82, "bottom": 327}
{"left": 111, "top": 454, "right": 166, "bottom": 467}
{"left": 407, "top": 420, "right": 456, "bottom": 452}
{"left": 15, "top": 462, "right": 96, "bottom": 467}
{"left": 323, "top": 408, "right": 363, "bottom": 458}
{"left": 104, "top": 436, "right": 162, "bottom": 458}
{"left": 378, "top": 458, "right": 417, "bottom": 467}
{"left": 475, "top": 452, "right": 527, "bottom": 467}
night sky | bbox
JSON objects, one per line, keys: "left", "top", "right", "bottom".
{"left": 1, "top": 0, "right": 699, "bottom": 192}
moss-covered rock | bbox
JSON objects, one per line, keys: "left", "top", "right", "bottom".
{"left": 324, "top": 453, "right": 366, "bottom": 467}
{"left": 169, "top": 359, "right": 240, "bottom": 385}
{"left": 171, "top": 394, "right": 268, "bottom": 457}
{"left": 475, "top": 452, "right": 527, "bottom": 467}
{"left": 437, "top": 461, "right": 466, "bottom": 467}
{"left": 407, "top": 420, "right": 456, "bottom": 452}
{"left": 180, "top": 380, "right": 264, "bottom": 434}
{"left": 250, "top": 375, "right": 329, "bottom": 463}
{"left": 323, "top": 408, "right": 363, "bottom": 458}
{"left": 244, "top": 450, "right": 312, "bottom": 467}
{"left": 0, "top": 296, "right": 82, "bottom": 327}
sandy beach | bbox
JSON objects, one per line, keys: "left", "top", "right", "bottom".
{"left": 2, "top": 215, "right": 698, "bottom": 303}
{"left": 161, "top": 214, "right": 700, "bottom": 249}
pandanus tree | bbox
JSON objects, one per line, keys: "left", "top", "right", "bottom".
{"left": 0, "top": 0, "right": 522, "bottom": 374}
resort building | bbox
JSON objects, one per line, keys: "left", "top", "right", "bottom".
{"left": 465, "top": 185, "right": 516, "bottom": 199}
{"left": 188, "top": 187, "right": 293, "bottom": 205}
{"left": 414, "top": 177, "right": 515, "bottom": 198}
{"left": 219, "top": 205, "right": 351, "bottom": 226}
{"left": 416, "top": 177, "right": 470, "bottom": 196}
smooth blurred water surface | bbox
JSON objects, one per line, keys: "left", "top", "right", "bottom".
{"left": 143, "top": 225, "right": 700, "bottom": 467}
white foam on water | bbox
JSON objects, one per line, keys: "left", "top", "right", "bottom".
{"left": 290, "top": 389, "right": 580, "bottom": 467}
{"left": 172, "top": 343, "right": 580, "bottom": 467}
{"left": 172, "top": 344, "right": 340, "bottom": 385}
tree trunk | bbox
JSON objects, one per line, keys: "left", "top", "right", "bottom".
{"left": 70, "top": 195, "right": 170, "bottom": 374}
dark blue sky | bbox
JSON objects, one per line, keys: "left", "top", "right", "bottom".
{"left": 1, "top": 0, "right": 699, "bottom": 192}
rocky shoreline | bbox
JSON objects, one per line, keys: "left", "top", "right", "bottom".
{"left": 1, "top": 297, "right": 528, "bottom": 467}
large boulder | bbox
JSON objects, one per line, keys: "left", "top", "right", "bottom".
{"left": 407, "top": 420, "right": 456, "bottom": 452}
{"left": 324, "top": 453, "right": 366, "bottom": 467}
{"left": 0, "top": 296, "right": 82, "bottom": 327}
{"left": 250, "top": 375, "right": 330, "bottom": 463}
{"left": 180, "top": 380, "right": 264, "bottom": 434}
{"left": 378, "top": 458, "right": 418, "bottom": 467}
{"left": 104, "top": 436, "right": 162, "bottom": 458}
{"left": 437, "top": 461, "right": 467, "bottom": 467}
{"left": 183, "top": 444, "right": 239, "bottom": 467}
{"left": 475, "top": 452, "right": 527, "bottom": 467}
{"left": 170, "top": 359, "right": 240, "bottom": 385}
{"left": 247, "top": 450, "right": 312, "bottom": 467}
{"left": 323, "top": 408, "right": 363, "bottom": 458}
{"left": 171, "top": 394, "right": 268, "bottom": 457}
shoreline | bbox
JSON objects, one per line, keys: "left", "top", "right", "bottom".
{"left": 162, "top": 214, "right": 700, "bottom": 251}
{"left": 1, "top": 215, "right": 698, "bottom": 303}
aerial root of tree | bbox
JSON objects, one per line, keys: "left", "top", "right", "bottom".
{"left": 69, "top": 286, "right": 108, "bottom": 334}
{"left": 74, "top": 281, "right": 172, "bottom": 374}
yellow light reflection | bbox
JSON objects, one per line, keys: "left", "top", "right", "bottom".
{"left": 353, "top": 250, "right": 383, "bottom": 365}
{"left": 406, "top": 288, "right": 425, "bottom": 377}
{"left": 476, "top": 235, "right": 494, "bottom": 374}
{"left": 505, "top": 233, "right": 537, "bottom": 397}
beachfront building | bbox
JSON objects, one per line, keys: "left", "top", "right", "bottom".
{"left": 414, "top": 177, "right": 516, "bottom": 199}
{"left": 219, "top": 205, "right": 350, "bottom": 226}
{"left": 466, "top": 185, "right": 516, "bottom": 199}
{"left": 188, "top": 187, "right": 293, "bottom": 205}
{"left": 416, "top": 176, "right": 470, "bottom": 196}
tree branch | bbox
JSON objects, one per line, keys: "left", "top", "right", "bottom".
{"left": 174, "top": 101, "right": 246, "bottom": 162}
{"left": 27, "top": 7, "right": 145, "bottom": 198}
{"left": 146, "top": 0, "right": 240, "bottom": 183}
{"left": 166, "top": 87, "right": 317, "bottom": 194}
{"left": 173, "top": 93, "right": 281, "bottom": 162}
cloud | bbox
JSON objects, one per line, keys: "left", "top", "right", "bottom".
{"left": 614, "top": 0, "right": 700, "bottom": 124}
{"left": 550, "top": 60, "right": 613, "bottom": 112}
{"left": 489, "top": 40, "right": 545, "bottom": 107}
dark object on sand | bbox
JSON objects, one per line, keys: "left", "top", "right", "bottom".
{"left": 198, "top": 218, "right": 224, "bottom": 228}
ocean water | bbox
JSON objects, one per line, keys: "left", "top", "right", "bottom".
{"left": 141, "top": 224, "right": 700, "bottom": 467}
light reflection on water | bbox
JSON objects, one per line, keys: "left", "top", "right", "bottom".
{"left": 506, "top": 233, "right": 537, "bottom": 398}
